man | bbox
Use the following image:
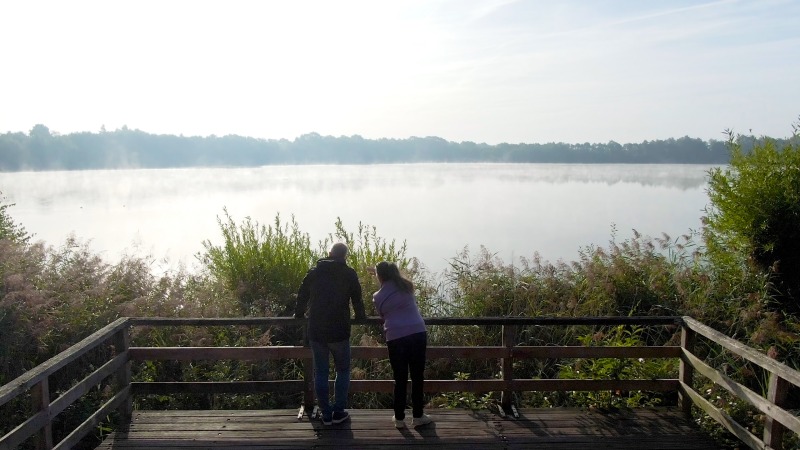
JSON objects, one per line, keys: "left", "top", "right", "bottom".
{"left": 294, "top": 242, "right": 366, "bottom": 425}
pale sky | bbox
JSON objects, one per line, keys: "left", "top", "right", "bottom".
{"left": 1, "top": 0, "right": 798, "bottom": 145}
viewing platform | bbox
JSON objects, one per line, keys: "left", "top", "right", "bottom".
{"left": 2, "top": 316, "right": 798, "bottom": 450}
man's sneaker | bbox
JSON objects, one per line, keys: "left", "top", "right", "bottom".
{"left": 331, "top": 411, "right": 350, "bottom": 424}
{"left": 392, "top": 415, "right": 406, "bottom": 429}
{"left": 412, "top": 414, "right": 433, "bottom": 428}
{"left": 321, "top": 414, "right": 332, "bottom": 426}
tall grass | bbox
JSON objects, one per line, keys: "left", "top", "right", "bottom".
{"left": 1, "top": 202, "right": 798, "bottom": 449}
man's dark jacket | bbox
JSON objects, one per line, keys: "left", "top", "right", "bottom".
{"left": 294, "top": 258, "right": 366, "bottom": 343}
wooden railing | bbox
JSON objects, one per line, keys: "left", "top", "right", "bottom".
{"left": 679, "top": 317, "right": 800, "bottom": 450}
{"left": 0, "top": 316, "right": 798, "bottom": 450}
{"left": 0, "top": 318, "right": 130, "bottom": 450}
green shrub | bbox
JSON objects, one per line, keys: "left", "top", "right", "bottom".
{"left": 705, "top": 125, "right": 800, "bottom": 313}
{"left": 200, "top": 209, "right": 316, "bottom": 316}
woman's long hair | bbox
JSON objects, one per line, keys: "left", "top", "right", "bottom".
{"left": 375, "top": 261, "right": 413, "bottom": 293}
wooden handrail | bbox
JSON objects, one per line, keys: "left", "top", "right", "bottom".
{"left": 679, "top": 316, "right": 800, "bottom": 450}
{"left": 128, "top": 316, "right": 681, "bottom": 327}
{"left": 681, "top": 316, "right": 800, "bottom": 386}
{"left": 0, "top": 317, "right": 130, "bottom": 407}
{"left": 127, "top": 345, "right": 680, "bottom": 361}
{"left": 0, "top": 317, "right": 130, "bottom": 450}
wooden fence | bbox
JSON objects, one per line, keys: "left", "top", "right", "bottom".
{"left": 0, "top": 316, "right": 797, "bottom": 450}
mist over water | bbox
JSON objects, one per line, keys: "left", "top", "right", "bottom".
{"left": 2, "top": 163, "right": 715, "bottom": 275}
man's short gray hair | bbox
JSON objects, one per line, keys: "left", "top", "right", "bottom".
{"left": 329, "top": 242, "right": 349, "bottom": 260}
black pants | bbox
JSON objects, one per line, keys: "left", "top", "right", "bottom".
{"left": 387, "top": 331, "right": 427, "bottom": 419}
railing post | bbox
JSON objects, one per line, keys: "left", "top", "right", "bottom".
{"left": 301, "top": 324, "right": 314, "bottom": 416}
{"left": 31, "top": 377, "right": 53, "bottom": 450}
{"left": 679, "top": 322, "right": 696, "bottom": 418}
{"left": 763, "top": 371, "right": 790, "bottom": 450}
{"left": 113, "top": 325, "right": 132, "bottom": 424}
{"left": 501, "top": 324, "right": 516, "bottom": 411}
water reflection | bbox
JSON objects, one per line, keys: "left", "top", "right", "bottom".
{"left": 1, "top": 164, "right": 714, "bottom": 274}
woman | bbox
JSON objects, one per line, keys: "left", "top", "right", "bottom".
{"left": 371, "top": 261, "right": 433, "bottom": 429}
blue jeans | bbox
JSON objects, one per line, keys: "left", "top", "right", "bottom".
{"left": 310, "top": 339, "right": 351, "bottom": 417}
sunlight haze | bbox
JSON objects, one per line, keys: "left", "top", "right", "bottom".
{"left": 1, "top": 0, "right": 798, "bottom": 144}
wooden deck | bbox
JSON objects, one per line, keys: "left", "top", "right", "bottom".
{"left": 97, "top": 407, "right": 719, "bottom": 449}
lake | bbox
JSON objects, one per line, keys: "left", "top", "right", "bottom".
{"left": 1, "top": 163, "right": 716, "bottom": 275}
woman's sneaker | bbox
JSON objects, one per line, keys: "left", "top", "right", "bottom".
{"left": 392, "top": 415, "right": 406, "bottom": 429}
{"left": 412, "top": 414, "right": 433, "bottom": 428}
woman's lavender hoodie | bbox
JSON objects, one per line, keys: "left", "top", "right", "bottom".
{"left": 372, "top": 280, "right": 426, "bottom": 342}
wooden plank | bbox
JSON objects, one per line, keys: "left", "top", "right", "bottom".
{"left": 508, "top": 378, "right": 678, "bottom": 392}
{"left": 129, "top": 408, "right": 487, "bottom": 419}
{"left": 129, "top": 346, "right": 310, "bottom": 361}
{"left": 679, "top": 323, "right": 696, "bottom": 417}
{"left": 0, "top": 409, "right": 50, "bottom": 450}
{"left": 302, "top": 358, "right": 313, "bottom": 412}
{"left": 512, "top": 346, "right": 680, "bottom": 359}
{"left": 416, "top": 346, "right": 510, "bottom": 359}
{"left": 98, "top": 438, "right": 311, "bottom": 449}
{"left": 113, "top": 327, "right": 133, "bottom": 422}
{"left": 425, "top": 317, "right": 681, "bottom": 326}
{"left": 683, "top": 350, "right": 800, "bottom": 435}
{"left": 679, "top": 381, "right": 766, "bottom": 450}
{"left": 764, "top": 372, "right": 791, "bottom": 449}
{"left": 351, "top": 379, "right": 678, "bottom": 393}
{"left": 131, "top": 381, "right": 305, "bottom": 395}
{"left": 129, "top": 316, "right": 681, "bottom": 327}
{"left": 127, "top": 345, "right": 681, "bottom": 362}
{"left": 501, "top": 325, "right": 516, "bottom": 409}
{"left": 49, "top": 351, "right": 128, "bottom": 418}
{"left": 53, "top": 385, "right": 131, "bottom": 450}
{"left": 30, "top": 377, "right": 52, "bottom": 450}
{"left": 130, "top": 317, "right": 307, "bottom": 327}
{"left": 682, "top": 316, "right": 800, "bottom": 387}
{"left": 128, "top": 379, "right": 678, "bottom": 396}
{"left": 129, "top": 346, "right": 521, "bottom": 361}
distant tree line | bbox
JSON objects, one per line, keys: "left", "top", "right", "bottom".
{"left": 0, "top": 124, "right": 778, "bottom": 171}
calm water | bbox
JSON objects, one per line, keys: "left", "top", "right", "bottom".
{"left": 1, "top": 164, "right": 715, "bottom": 274}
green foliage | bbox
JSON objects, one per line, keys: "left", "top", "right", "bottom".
{"left": 0, "top": 193, "right": 30, "bottom": 244}
{"left": 200, "top": 209, "right": 315, "bottom": 316}
{"left": 198, "top": 211, "right": 417, "bottom": 321}
{"left": 557, "top": 326, "right": 676, "bottom": 409}
{"left": 705, "top": 125, "right": 800, "bottom": 312}
{"left": 439, "top": 228, "right": 714, "bottom": 321}
{"left": 430, "top": 372, "right": 496, "bottom": 410}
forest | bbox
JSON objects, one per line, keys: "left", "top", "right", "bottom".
{"left": 0, "top": 124, "right": 778, "bottom": 171}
